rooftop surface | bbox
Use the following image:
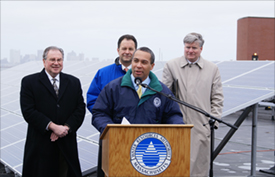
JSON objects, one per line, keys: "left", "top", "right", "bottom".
{"left": 0, "top": 106, "right": 274, "bottom": 177}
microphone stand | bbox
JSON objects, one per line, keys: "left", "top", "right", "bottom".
{"left": 140, "top": 83, "right": 237, "bottom": 177}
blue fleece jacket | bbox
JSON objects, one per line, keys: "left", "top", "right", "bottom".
{"left": 86, "top": 58, "right": 126, "bottom": 113}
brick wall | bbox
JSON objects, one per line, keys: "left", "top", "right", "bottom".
{"left": 237, "top": 17, "right": 275, "bottom": 61}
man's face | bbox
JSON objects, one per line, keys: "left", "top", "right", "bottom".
{"left": 43, "top": 49, "right": 63, "bottom": 78}
{"left": 184, "top": 42, "right": 203, "bottom": 62}
{"left": 132, "top": 50, "right": 155, "bottom": 81}
{"left": 117, "top": 39, "right": 136, "bottom": 66}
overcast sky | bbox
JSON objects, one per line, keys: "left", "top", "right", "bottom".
{"left": 1, "top": 1, "right": 274, "bottom": 61}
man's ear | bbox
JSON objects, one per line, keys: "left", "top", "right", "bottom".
{"left": 150, "top": 63, "right": 155, "bottom": 70}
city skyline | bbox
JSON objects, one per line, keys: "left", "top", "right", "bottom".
{"left": 1, "top": 1, "right": 274, "bottom": 62}
{"left": 1, "top": 48, "right": 102, "bottom": 65}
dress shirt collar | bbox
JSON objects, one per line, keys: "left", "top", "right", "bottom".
{"left": 119, "top": 60, "right": 131, "bottom": 71}
{"left": 131, "top": 74, "right": 150, "bottom": 94}
{"left": 44, "top": 70, "right": 60, "bottom": 88}
{"left": 181, "top": 56, "right": 203, "bottom": 69}
{"left": 186, "top": 57, "right": 200, "bottom": 64}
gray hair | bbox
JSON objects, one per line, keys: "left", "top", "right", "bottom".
{"left": 43, "top": 46, "right": 64, "bottom": 60}
{"left": 183, "top": 32, "right": 204, "bottom": 47}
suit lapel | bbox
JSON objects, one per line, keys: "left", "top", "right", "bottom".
{"left": 58, "top": 72, "right": 69, "bottom": 101}
{"left": 39, "top": 69, "right": 58, "bottom": 98}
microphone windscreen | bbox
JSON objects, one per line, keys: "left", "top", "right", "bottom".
{"left": 134, "top": 77, "right": 142, "bottom": 85}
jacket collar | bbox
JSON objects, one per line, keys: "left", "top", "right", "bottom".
{"left": 39, "top": 68, "right": 68, "bottom": 101}
{"left": 121, "top": 68, "right": 161, "bottom": 88}
{"left": 114, "top": 57, "right": 120, "bottom": 65}
{"left": 181, "top": 56, "right": 204, "bottom": 69}
{"left": 121, "top": 69, "right": 163, "bottom": 106}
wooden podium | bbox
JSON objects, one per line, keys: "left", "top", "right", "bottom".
{"left": 100, "top": 124, "right": 193, "bottom": 177}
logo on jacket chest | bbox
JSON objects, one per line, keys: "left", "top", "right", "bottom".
{"left": 153, "top": 97, "right": 161, "bottom": 108}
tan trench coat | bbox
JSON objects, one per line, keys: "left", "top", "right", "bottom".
{"left": 162, "top": 56, "right": 224, "bottom": 176}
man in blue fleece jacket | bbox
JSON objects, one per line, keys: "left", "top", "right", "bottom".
{"left": 87, "top": 34, "right": 137, "bottom": 113}
{"left": 87, "top": 34, "right": 137, "bottom": 177}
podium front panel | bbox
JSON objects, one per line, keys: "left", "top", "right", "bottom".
{"left": 101, "top": 124, "right": 193, "bottom": 177}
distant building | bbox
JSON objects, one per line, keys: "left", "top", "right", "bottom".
{"left": 79, "top": 53, "right": 84, "bottom": 61}
{"left": 0, "top": 58, "right": 13, "bottom": 68}
{"left": 67, "top": 51, "right": 78, "bottom": 61}
{"left": 92, "top": 57, "right": 99, "bottom": 61}
{"left": 1, "top": 58, "right": 9, "bottom": 64}
{"left": 237, "top": 16, "right": 275, "bottom": 61}
{"left": 37, "top": 50, "right": 43, "bottom": 60}
{"left": 67, "top": 51, "right": 85, "bottom": 61}
{"left": 21, "top": 54, "right": 36, "bottom": 63}
{"left": 9, "top": 49, "right": 21, "bottom": 64}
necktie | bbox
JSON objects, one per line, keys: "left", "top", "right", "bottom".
{"left": 52, "top": 78, "right": 59, "bottom": 96}
{"left": 124, "top": 68, "right": 128, "bottom": 72}
{"left": 137, "top": 85, "right": 142, "bottom": 99}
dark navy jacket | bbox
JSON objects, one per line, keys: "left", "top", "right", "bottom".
{"left": 92, "top": 69, "right": 184, "bottom": 134}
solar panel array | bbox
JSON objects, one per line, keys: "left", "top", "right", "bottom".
{"left": 0, "top": 60, "right": 114, "bottom": 176}
{"left": 217, "top": 61, "right": 274, "bottom": 116}
{"left": 1, "top": 60, "right": 274, "bottom": 176}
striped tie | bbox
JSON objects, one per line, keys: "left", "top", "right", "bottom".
{"left": 137, "top": 85, "right": 142, "bottom": 99}
{"left": 52, "top": 78, "right": 58, "bottom": 96}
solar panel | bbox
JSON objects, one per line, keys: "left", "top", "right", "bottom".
{"left": 222, "top": 87, "right": 274, "bottom": 117}
{"left": 0, "top": 60, "right": 114, "bottom": 176}
{"left": 219, "top": 61, "right": 274, "bottom": 116}
{"left": 1, "top": 60, "right": 274, "bottom": 176}
{"left": 217, "top": 61, "right": 272, "bottom": 82}
{"left": 223, "top": 62, "right": 274, "bottom": 89}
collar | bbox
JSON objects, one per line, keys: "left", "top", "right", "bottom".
{"left": 119, "top": 59, "right": 131, "bottom": 71}
{"left": 187, "top": 57, "right": 200, "bottom": 64}
{"left": 115, "top": 57, "right": 131, "bottom": 71}
{"left": 121, "top": 69, "right": 162, "bottom": 92}
{"left": 121, "top": 69, "right": 163, "bottom": 105}
{"left": 181, "top": 56, "right": 204, "bottom": 69}
{"left": 130, "top": 74, "right": 150, "bottom": 90}
{"left": 114, "top": 57, "right": 120, "bottom": 65}
{"left": 44, "top": 70, "right": 60, "bottom": 82}
{"left": 121, "top": 63, "right": 131, "bottom": 71}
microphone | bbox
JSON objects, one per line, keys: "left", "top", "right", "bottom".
{"left": 134, "top": 77, "right": 142, "bottom": 86}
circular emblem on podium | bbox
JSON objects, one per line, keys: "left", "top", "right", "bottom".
{"left": 130, "top": 132, "right": 172, "bottom": 176}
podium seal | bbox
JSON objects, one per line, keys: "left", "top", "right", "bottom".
{"left": 130, "top": 132, "right": 172, "bottom": 176}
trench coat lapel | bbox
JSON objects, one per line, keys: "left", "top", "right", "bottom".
{"left": 179, "top": 57, "right": 189, "bottom": 92}
{"left": 179, "top": 56, "right": 205, "bottom": 92}
{"left": 196, "top": 57, "right": 204, "bottom": 69}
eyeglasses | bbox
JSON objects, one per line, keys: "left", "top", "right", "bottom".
{"left": 48, "top": 58, "right": 63, "bottom": 63}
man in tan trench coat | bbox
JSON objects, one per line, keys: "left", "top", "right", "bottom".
{"left": 162, "top": 32, "right": 224, "bottom": 176}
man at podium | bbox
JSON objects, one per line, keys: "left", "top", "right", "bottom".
{"left": 92, "top": 47, "right": 184, "bottom": 177}
{"left": 92, "top": 47, "right": 184, "bottom": 134}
